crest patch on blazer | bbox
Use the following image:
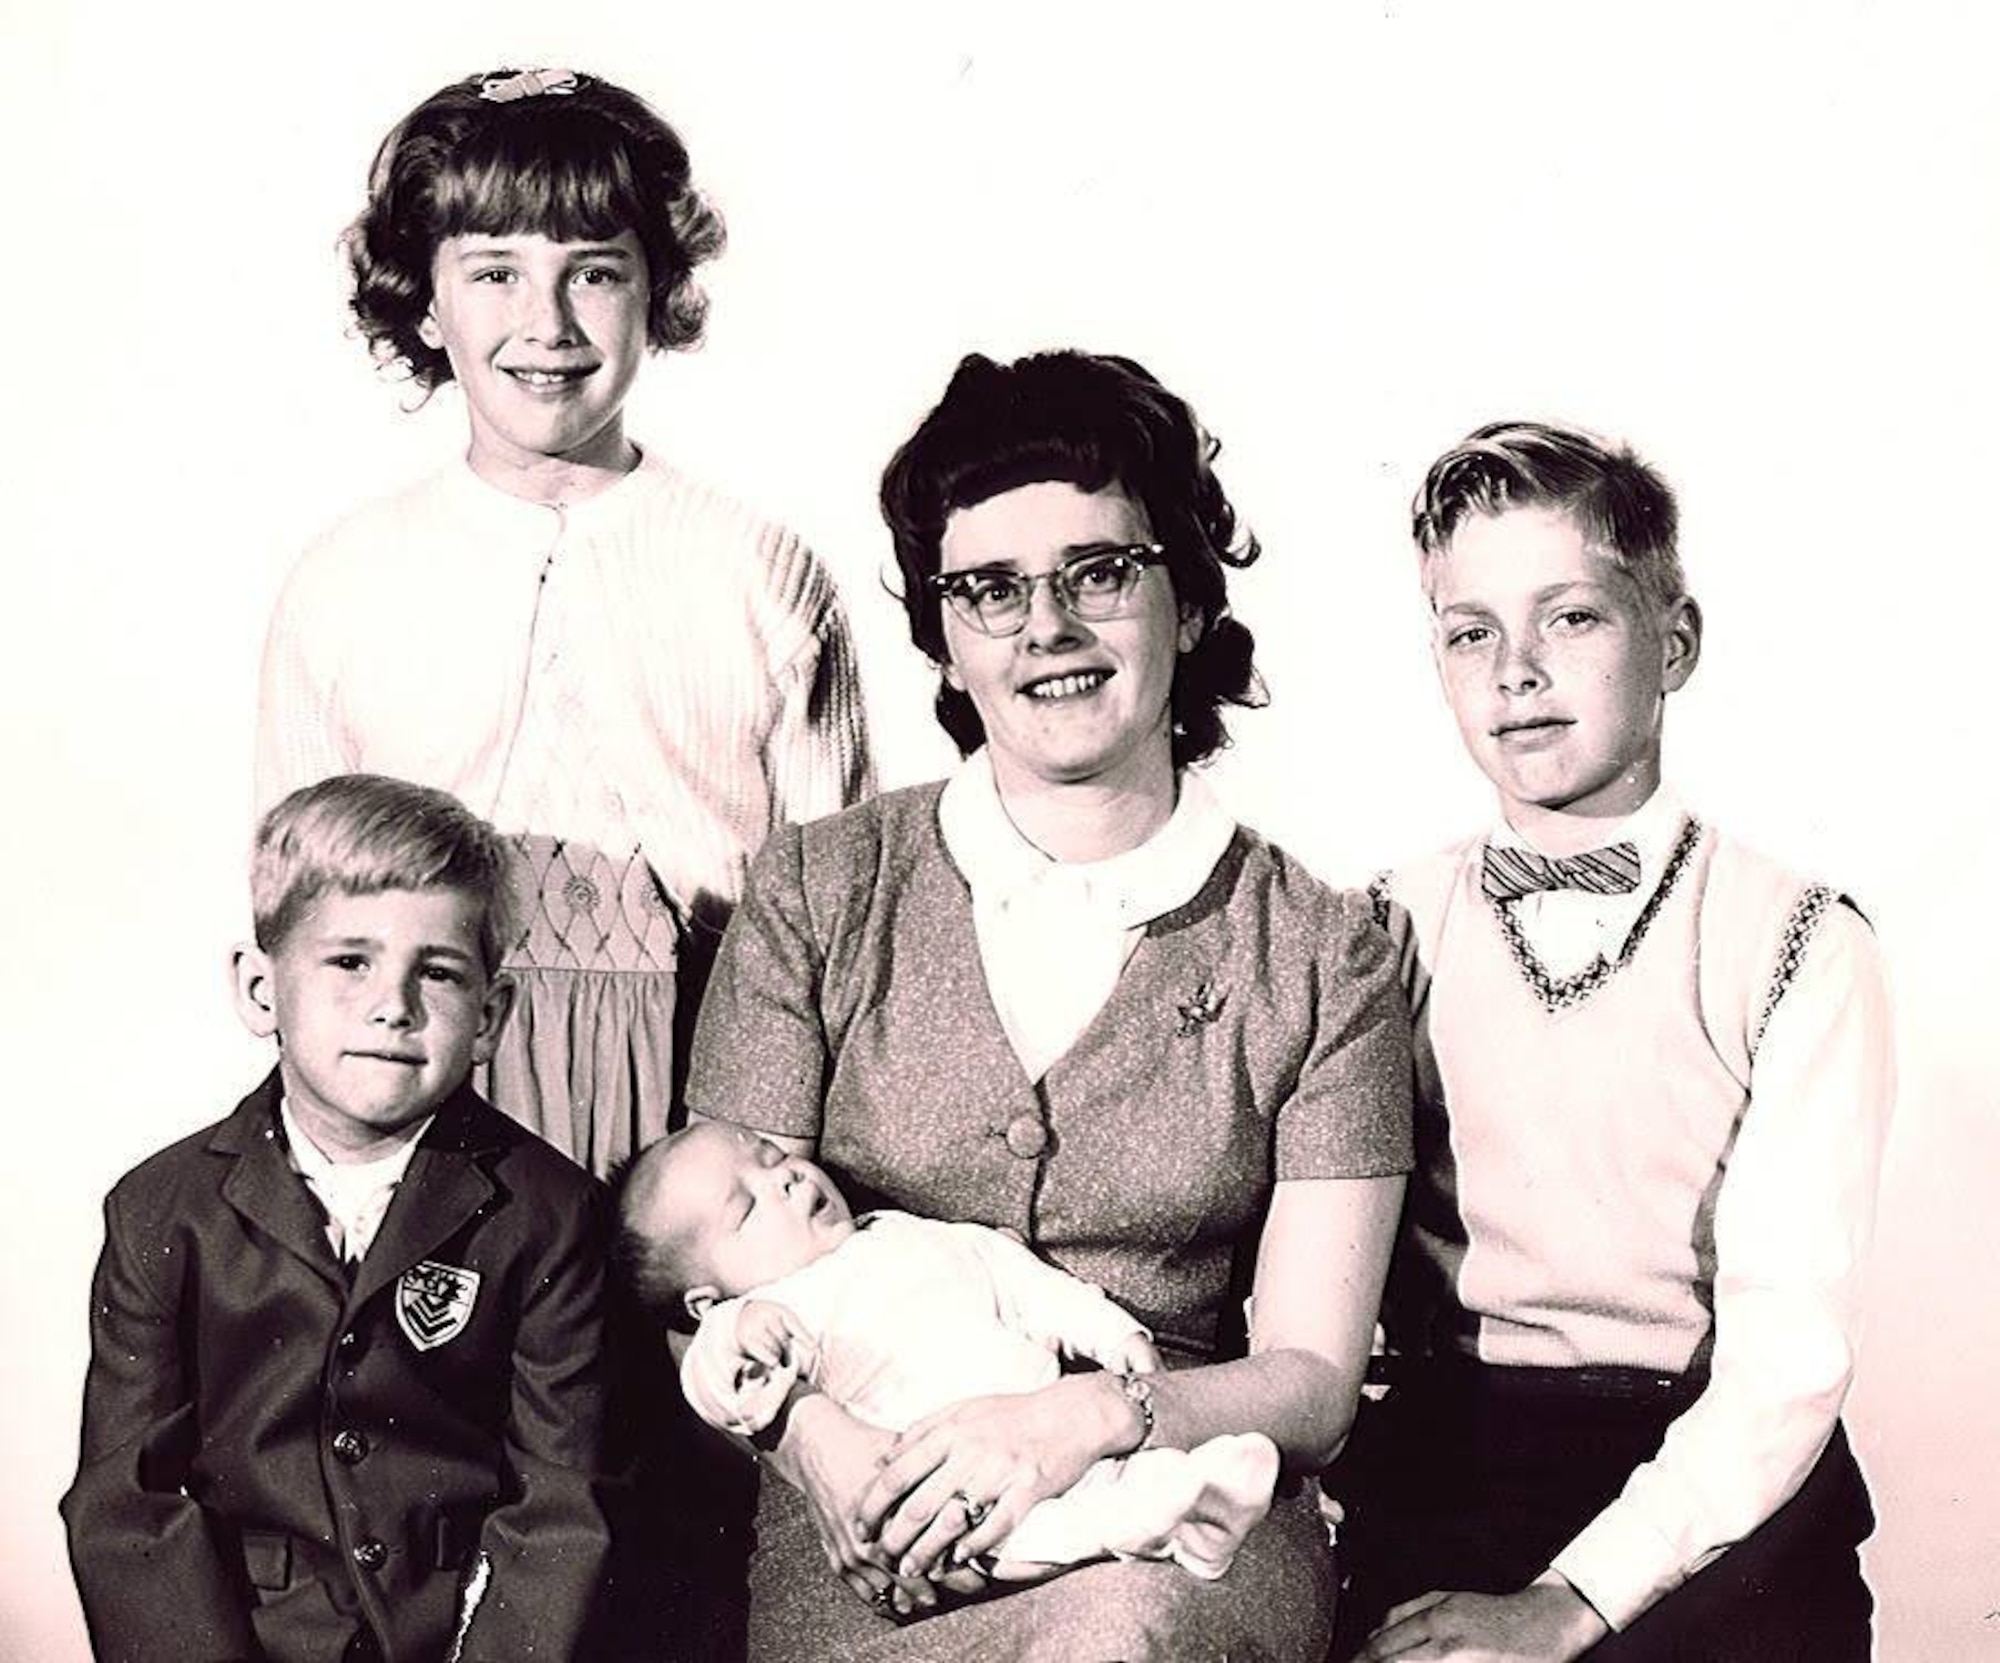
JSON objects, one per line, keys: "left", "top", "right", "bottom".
{"left": 396, "top": 1260, "right": 481, "bottom": 1351}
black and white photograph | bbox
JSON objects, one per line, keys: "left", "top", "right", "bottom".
{"left": 4, "top": 4, "right": 1995, "bottom": 1659}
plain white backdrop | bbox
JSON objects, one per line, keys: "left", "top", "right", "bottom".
{"left": 3, "top": 4, "right": 1995, "bottom": 1657}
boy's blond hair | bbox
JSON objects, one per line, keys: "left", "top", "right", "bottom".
{"left": 252, "top": 774, "right": 517, "bottom": 973}
{"left": 1412, "top": 420, "right": 1688, "bottom": 611}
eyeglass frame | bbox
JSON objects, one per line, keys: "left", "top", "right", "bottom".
{"left": 923, "top": 542, "right": 1170, "bottom": 638}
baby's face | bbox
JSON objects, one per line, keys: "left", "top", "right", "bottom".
{"left": 658, "top": 1123, "right": 855, "bottom": 1297}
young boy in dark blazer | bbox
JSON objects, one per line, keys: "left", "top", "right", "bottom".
{"left": 62, "top": 774, "right": 613, "bottom": 1662}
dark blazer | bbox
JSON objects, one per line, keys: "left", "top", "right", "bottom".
{"left": 61, "top": 1071, "right": 612, "bottom": 1663}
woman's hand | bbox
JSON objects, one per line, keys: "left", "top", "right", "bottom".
{"left": 857, "top": 1372, "right": 1133, "bottom": 1581}
{"left": 783, "top": 1395, "right": 960, "bottom": 1617}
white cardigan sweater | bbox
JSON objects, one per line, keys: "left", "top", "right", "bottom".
{"left": 256, "top": 451, "right": 872, "bottom": 916}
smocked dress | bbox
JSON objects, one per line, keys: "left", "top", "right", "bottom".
{"left": 688, "top": 779, "right": 1414, "bottom": 1662}
{"left": 257, "top": 452, "right": 872, "bottom": 1174}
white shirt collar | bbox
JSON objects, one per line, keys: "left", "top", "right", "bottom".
{"left": 280, "top": 1099, "right": 433, "bottom": 1183}
{"left": 938, "top": 748, "right": 1236, "bottom": 928}
{"left": 280, "top": 1097, "right": 433, "bottom": 1265}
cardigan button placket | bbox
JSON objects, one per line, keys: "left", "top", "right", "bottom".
{"left": 1002, "top": 1114, "right": 1049, "bottom": 1160}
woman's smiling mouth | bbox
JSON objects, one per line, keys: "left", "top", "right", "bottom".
{"left": 1023, "top": 670, "right": 1112, "bottom": 701}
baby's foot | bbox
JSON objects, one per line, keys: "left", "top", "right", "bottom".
{"left": 1169, "top": 1432, "right": 1280, "bottom": 1580}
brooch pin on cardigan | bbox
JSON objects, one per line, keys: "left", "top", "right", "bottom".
{"left": 1175, "top": 981, "right": 1225, "bottom": 1037}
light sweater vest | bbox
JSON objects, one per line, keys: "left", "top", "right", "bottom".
{"left": 1380, "top": 820, "right": 1839, "bottom": 1372}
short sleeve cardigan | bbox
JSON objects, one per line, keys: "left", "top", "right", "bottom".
{"left": 689, "top": 782, "right": 1413, "bottom": 1360}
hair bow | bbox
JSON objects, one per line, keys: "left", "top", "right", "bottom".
{"left": 478, "top": 68, "right": 581, "bottom": 103}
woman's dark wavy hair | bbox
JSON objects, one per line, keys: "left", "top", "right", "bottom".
{"left": 881, "top": 350, "right": 1265, "bottom": 769}
{"left": 344, "top": 69, "right": 726, "bottom": 390}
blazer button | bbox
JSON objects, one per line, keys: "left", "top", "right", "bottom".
{"left": 352, "top": 1538, "right": 388, "bottom": 1571}
{"left": 1003, "top": 1114, "right": 1049, "bottom": 1159}
{"left": 332, "top": 1428, "right": 369, "bottom": 1464}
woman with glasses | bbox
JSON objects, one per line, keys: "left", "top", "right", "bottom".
{"left": 683, "top": 350, "right": 1413, "bottom": 1659}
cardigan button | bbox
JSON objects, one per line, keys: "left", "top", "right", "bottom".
{"left": 352, "top": 1538, "right": 388, "bottom": 1572}
{"left": 332, "top": 1428, "right": 369, "bottom": 1464}
{"left": 1002, "top": 1114, "right": 1049, "bottom": 1160}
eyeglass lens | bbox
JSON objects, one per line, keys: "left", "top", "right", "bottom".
{"left": 940, "top": 546, "right": 1156, "bottom": 634}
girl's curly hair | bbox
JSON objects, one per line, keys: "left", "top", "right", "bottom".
{"left": 345, "top": 70, "right": 725, "bottom": 389}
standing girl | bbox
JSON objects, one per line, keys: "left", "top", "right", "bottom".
{"left": 258, "top": 68, "right": 872, "bottom": 1175}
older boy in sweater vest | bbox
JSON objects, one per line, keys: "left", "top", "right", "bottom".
{"left": 1337, "top": 423, "right": 1893, "bottom": 1662}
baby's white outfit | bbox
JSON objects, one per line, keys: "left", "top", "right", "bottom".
{"left": 681, "top": 1211, "right": 1277, "bottom": 1578}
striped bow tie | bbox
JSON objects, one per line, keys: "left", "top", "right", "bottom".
{"left": 1481, "top": 841, "right": 1641, "bottom": 903}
